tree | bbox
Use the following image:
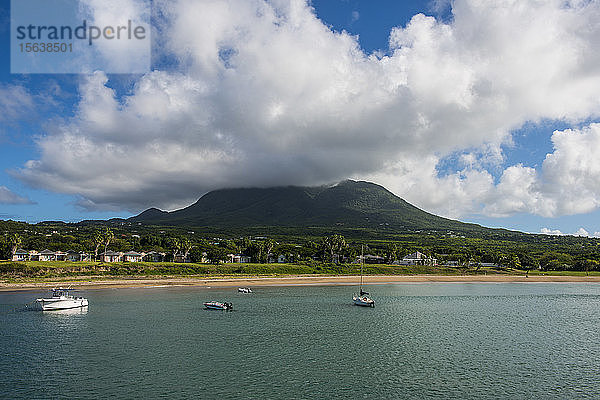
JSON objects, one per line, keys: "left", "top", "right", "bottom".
{"left": 384, "top": 243, "right": 398, "bottom": 264}
{"left": 320, "top": 235, "right": 347, "bottom": 264}
{"left": 509, "top": 254, "right": 521, "bottom": 270}
{"left": 102, "top": 228, "right": 114, "bottom": 259}
{"left": 205, "top": 245, "right": 228, "bottom": 264}
{"left": 168, "top": 237, "right": 182, "bottom": 261}
{"left": 262, "top": 239, "right": 275, "bottom": 263}
{"left": 246, "top": 241, "right": 262, "bottom": 263}
{"left": 9, "top": 233, "right": 21, "bottom": 259}
{"left": 131, "top": 236, "right": 141, "bottom": 251}
{"left": 235, "top": 237, "right": 252, "bottom": 255}
{"left": 181, "top": 238, "right": 193, "bottom": 261}
{"left": 92, "top": 230, "right": 104, "bottom": 261}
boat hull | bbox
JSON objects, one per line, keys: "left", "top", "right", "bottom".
{"left": 203, "top": 301, "right": 233, "bottom": 310}
{"left": 353, "top": 296, "right": 375, "bottom": 307}
{"left": 38, "top": 298, "right": 89, "bottom": 311}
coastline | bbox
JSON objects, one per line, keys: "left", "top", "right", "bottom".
{"left": 2, "top": 274, "right": 600, "bottom": 291}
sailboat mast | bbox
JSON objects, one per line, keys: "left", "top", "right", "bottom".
{"left": 360, "top": 245, "right": 364, "bottom": 292}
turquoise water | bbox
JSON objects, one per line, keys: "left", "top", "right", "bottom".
{"left": 1, "top": 283, "right": 600, "bottom": 399}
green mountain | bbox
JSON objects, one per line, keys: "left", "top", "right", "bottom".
{"left": 129, "top": 180, "right": 488, "bottom": 234}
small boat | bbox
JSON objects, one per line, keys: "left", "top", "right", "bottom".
{"left": 238, "top": 287, "right": 252, "bottom": 293}
{"left": 203, "top": 301, "right": 233, "bottom": 310}
{"left": 353, "top": 293, "right": 375, "bottom": 307}
{"left": 353, "top": 246, "right": 375, "bottom": 307}
{"left": 36, "top": 288, "right": 89, "bottom": 311}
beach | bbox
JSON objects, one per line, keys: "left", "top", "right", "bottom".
{"left": 2, "top": 274, "right": 600, "bottom": 291}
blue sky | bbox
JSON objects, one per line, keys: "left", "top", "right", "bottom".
{"left": 1, "top": 0, "right": 600, "bottom": 237}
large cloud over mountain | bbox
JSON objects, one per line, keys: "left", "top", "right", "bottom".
{"left": 15, "top": 0, "right": 600, "bottom": 216}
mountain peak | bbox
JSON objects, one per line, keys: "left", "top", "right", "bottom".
{"left": 129, "top": 180, "right": 477, "bottom": 233}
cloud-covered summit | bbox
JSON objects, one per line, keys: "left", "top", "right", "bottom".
{"left": 14, "top": 0, "right": 600, "bottom": 218}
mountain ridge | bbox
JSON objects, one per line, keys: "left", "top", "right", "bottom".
{"left": 128, "top": 180, "right": 488, "bottom": 234}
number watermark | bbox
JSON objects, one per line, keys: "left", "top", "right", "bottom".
{"left": 11, "top": 0, "right": 151, "bottom": 74}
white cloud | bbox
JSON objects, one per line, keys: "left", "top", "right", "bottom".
{"left": 540, "top": 228, "right": 564, "bottom": 235}
{"left": 574, "top": 227, "right": 590, "bottom": 237}
{"left": 540, "top": 227, "right": 600, "bottom": 238}
{"left": 77, "top": 0, "right": 151, "bottom": 73}
{"left": 14, "top": 0, "right": 600, "bottom": 215}
{"left": 0, "top": 186, "right": 35, "bottom": 205}
{"left": 0, "top": 85, "right": 34, "bottom": 122}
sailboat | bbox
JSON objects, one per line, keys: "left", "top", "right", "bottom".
{"left": 353, "top": 246, "right": 375, "bottom": 307}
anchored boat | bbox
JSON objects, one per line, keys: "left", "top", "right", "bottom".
{"left": 353, "top": 246, "right": 375, "bottom": 307}
{"left": 203, "top": 301, "right": 233, "bottom": 310}
{"left": 238, "top": 287, "right": 252, "bottom": 293}
{"left": 36, "top": 288, "right": 89, "bottom": 311}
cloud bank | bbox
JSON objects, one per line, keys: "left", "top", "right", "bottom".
{"left": 541, "top": 227, "right": 600, "bottom": 238}
{"left": 0, "top": 186, "right": 35, "bottom": 205}
{"left": 14, "top": 0, "right": 600, "bottom": 217}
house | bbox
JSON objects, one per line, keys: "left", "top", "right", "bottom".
{"left": 100, "top": 251, "right": 122, "bottom": 262}
{"left": 12, "top": 249, "right": 28, "bottom": 262}
{"left": 144, "top": 251, "right": 166, "bottom": 262}
{"left": 173, "top": 254, "right": 191, "bottom": 263}
{"left": 55, "top": 251, "right": 67, "bottom": 261}
{"left": 363, "top": 254, "right": 386, "bottom": 264}
{"left": 123, "top": 251, "right": 144, "bottom": 262}
{"left": 479, "top": 262, "right": 503, "bottom": 268}
{"left": 277, "top": 254, "right": 286, "bottom": 263}
{"left": 227, "top": 254, "right": 251, "bottom": 263}
{"left": 39, "top": 249, "right": 57, "bottom": 262}
{"left": 67, "top": 251, "right": 80, "bottom": 262}
{"left": 398, "top": 251, "right": 437, "bottom": 266}
{"left": 66, "top": 250, "right": 91, "bottom": 262}
{"left": 28, "top": 250, "right": 40, "bottom": 261}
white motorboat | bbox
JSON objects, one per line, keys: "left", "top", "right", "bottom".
{"left": 36, "top": 288, "right": 89, "bottom": 311}
{"left": 238, "top": 287, "right": 252, "bottom": 293}
{"left": 203, "top": 301, "right": 233, "bottom": 310}
{"left": 353, "top": 246, "right": 375, "bottom": 307}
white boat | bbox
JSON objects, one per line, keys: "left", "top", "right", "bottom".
{"left": 36, "top": 288, "right": 89, "bottom": 311}
{"left": 353, "top": 246, "right": 375, "bottom": 307}
{"left": 353, "top": 293, "right": 375, "bottom": 307}
{"left": 238, "top": 287, "right": 252, "bottom": 293}
{"left": 203, "top": 301, "right": 233, "bottom": 310}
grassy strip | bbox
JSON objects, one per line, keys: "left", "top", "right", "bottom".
{"left": 2, "top": 260, "right": 600, "bottom": 282}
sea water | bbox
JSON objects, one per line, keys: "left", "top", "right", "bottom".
{"left": 1, "top": 283, "right": 599, "bottom": 399}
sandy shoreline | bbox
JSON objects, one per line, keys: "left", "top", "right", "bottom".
{"left": 2, "top": 274, "right": 600, "bottom": 291}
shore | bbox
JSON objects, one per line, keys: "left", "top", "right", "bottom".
{"left": 2, "top": 274, "right": 600, "bottom": 291}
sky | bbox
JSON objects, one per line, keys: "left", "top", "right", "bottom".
{"left": 1, "top": 0, "right": 600, "bottom": 237}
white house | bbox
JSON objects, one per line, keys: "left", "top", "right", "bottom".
{"left": 39, "top": 249, "right": 57, "bottom": 262}
{"left": 100, "top": 251, "right": 122, "bottom": 263}
{"left": 11, "top": 249, "right": 28, "bottom": 262}
{"left": 123, "top": 251, "right": 144, "bottom": 262}
{"left": 228, "top": 254, "right": 251, "bottom": 263}
{"left": 398, "top": 251, "right": 437, "bottom": 266}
